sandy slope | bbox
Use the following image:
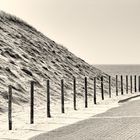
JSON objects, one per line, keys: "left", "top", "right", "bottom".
{"left": 0, "top": 11, "right": 118, "bottom": 112}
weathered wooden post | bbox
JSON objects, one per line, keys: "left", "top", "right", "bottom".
{"left": 134, "top": 75, "right": 137, "bottom": 92}
{"left": 139, "top": 76, "right": 140, "bottom": 92}
{"left": 101, "top": 76, "right": 104, "bottom": 100}
{"left": 30, "top": 81, "right": 34, "bottom": 124}
{"left": 126, "top": 75, "right": 128, "bottom": 94}
{"left": 8, "top": 85, "right": 12, "bottom": 130}
{"left": 121, "top": 75, "right": 123, "bottom": 95}
{"left": 84, "top": 77, "right": 88, "bottom": 108}
{"left": 130, "top": 75, "right": 132, "bottom": 93}
{"left": 116, "top": 75, "right": 118, "bottom": 96}
{"left": 47, "top": 80, "right": 51, "bottom": 118}
{"left": 73, "top": 77, "right": 76, "bottom": 110}
{"left": 94, "top": 77, "right": 97, "bottom": 104}
{"left": 61, "top": 79, "right": 65, "bottom": 113}
{"left": 109, "top": 76, "right": 111, "bottom": 98}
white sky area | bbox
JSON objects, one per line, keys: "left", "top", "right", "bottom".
{"left": 0, "top": 0, "right": 140, "bottom": 64}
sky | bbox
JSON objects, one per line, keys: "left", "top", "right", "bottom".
{"left": 0, "top": 0, "right": 140, "bottom": 64}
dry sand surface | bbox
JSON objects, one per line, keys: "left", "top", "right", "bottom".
{"left": 0, "top": 92, "right": 139, "bottom": 140}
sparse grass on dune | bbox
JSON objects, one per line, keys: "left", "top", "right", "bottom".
{"left": 0, "top": 11, "right": 119, "bottom": 112}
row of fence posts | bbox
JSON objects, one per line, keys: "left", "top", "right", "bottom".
{"left": 8, "top": 75, "right": 140, "bottom": 130}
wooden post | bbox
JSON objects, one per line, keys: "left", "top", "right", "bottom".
{"left": 130, "top": 75, "right": 132, "bottom": 93}
{"left": 94, "top": 77, "right": 97, "bottom": 104}
{"left": 121, "top": 75, "right": 123, "bottom": 95}
{"left": 61, "top": 79, "right": 65, "bottom": 113}
{"left": 73, "top": 77, "right": 76, "bottom": 110}
{"left": 8, "top": 85, "right": 12, "bottom": 130}
{"left": 30, "top": 81, "right": 34, "bottom": 124}
{"left": 116, "top": 75, "right": 118, "bottom": 96}
{"left": 47, "top": 80, "right": 51, "bottom": 117}
{"left": 84, "top": 77, "right": 88, "bottom": 108}
{"left": 101, "top": 76, "right": 104, "bottom": 100}
{"left": 126, "top": 75, "right": 128, "bottom": 94}
{"left": 139, "top": 76, "right": 140, "bottom": 92}
{"left": 134, "top": 75, "right": 137, "bottom": 92}
{"left": 109, "top": 76, "right": 111, "bottom": 98}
